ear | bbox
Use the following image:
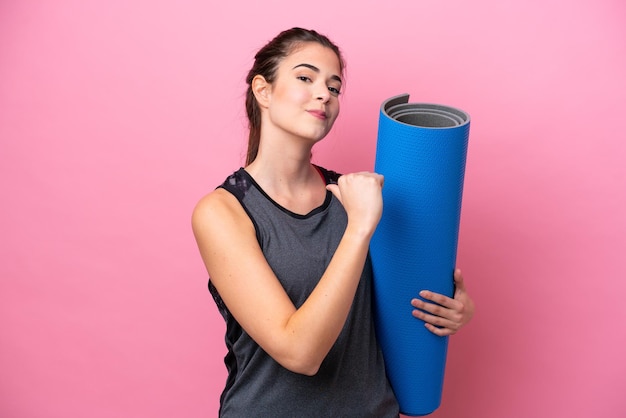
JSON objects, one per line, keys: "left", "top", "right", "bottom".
{"left": 251, "top": 75, "right": 271, "bottom": 108}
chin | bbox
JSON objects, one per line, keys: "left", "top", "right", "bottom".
{"left": 312, "top": 131, "right": 332, "bottom": 143}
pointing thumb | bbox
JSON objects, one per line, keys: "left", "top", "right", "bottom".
{"left": 326, "top": 184, "right": 342, "bottom": 205}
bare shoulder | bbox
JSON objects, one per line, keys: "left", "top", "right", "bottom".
{"left": 192, "top": 187, "right": 253, "bottom": 240}
{"left": 192, "top": 188, "right": 243, "bottom": 225}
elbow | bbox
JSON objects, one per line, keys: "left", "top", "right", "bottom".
{"left": 277, "top": 352, "right": 323, "bottom": 376}
{"left": 266, "top": 328, "right": 331, "bottom": 376}
{"left": 286, "top": 362, "right": 321, "bottom": 377}
{"left": 293, "top": 361, "right": 321, "bottom": 377}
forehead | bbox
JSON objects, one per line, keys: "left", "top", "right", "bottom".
{"left": 281, "top": 42, "right": 342, "bottom": 76}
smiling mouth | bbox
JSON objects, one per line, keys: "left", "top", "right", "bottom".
{"left": 307, "top": 110, "right": 327, "bottom": 120}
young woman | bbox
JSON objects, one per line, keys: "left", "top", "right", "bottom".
{"left": 192, "top": 27, "right": 474, "bottom": 417}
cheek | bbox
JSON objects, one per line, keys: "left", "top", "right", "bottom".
{"left": 285, "top": 86, "right": 310, "bottom": 104}
{"left": 329, "top": 102, "right": 340, "bottom": 122}
{"left": 271, "top": 82, "right": 309, "bottom": 111}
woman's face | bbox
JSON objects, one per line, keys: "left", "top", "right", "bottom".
{"left": 263, "top": 42, "right": 343, "bottom": 144}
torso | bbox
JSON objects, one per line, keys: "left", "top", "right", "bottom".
{"left": 208, "top": 166, "right": 399, "bottom": 418}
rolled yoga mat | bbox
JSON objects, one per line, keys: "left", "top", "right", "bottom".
{"left": 370, "top": 94, "right": 470, "bottom": 416}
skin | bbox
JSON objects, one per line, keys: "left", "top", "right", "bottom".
{"left": 192, "top": 42, "right": 474, "bottom": 376}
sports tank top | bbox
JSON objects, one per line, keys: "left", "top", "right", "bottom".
{"left": 209, "top": 166, "right": 399, "bottom": 417}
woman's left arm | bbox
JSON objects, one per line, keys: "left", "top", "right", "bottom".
{"left": 411, "top": 269, "right": 475, "bottom": 336}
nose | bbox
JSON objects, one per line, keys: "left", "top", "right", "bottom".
{"left": 316, "top": 85, "right": 330, "bottom": 103}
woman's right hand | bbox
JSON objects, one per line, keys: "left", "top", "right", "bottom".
{"left": 326, "top": 172, "right": 384, "bottom": 239}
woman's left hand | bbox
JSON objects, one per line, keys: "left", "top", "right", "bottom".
{"left": 410, "top": 269, "right": 475, "bottom": 336}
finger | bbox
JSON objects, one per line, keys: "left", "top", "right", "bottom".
{"left": 412, "top": 308, "right": 460, "bottom": 336}
{"left": 325, "top": 184, "right": 342, "bottom": 204}
{"left": 412, "top": 298, "right": 464, "bottom": 323}
{"left": 353, "top": 171, "right": 384, "bottom": 187}
{"left": 412, "top": 306, "right": 456, "bottom": 326}
{"left": 374, "top": 172, "right": 384, "bottom": 187}
{"left": 453, "top": 268, "right": 467, "bottom": 292}
{"left": 424, "top": 322, "right": 456, "bottom": 337}
{"left": 418, "top": 290, "right": 463, "bottom": 311}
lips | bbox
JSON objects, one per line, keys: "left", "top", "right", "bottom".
{"left": 307, "top": 110, "right": 327, "bottom": 120}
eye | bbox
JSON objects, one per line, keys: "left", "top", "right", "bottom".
{"left": 297, "top": 76, "right": 312, "bottom": 82}
{"left": 328, "top": 86, "right": 341, "bottom": 96}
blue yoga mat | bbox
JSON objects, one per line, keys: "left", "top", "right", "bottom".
{"left": 370, "top": 94, "right": 470, "bottom": 416}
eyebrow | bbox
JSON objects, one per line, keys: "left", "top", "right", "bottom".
{"left": 292, "top": 63, "right": 342, "bottom": 84}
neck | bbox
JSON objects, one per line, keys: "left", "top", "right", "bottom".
{"left": 246, "top": 148, "right": 315, "bottom": 191}
{"left": 245, "top": 134, "right": 327, "bottom": 214}
{"left": 246, "top": 125, "right": 319, "bottom": 190}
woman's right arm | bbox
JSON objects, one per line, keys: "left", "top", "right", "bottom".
{"left": 191, "top": 172, "right": 383, "bottom": 376}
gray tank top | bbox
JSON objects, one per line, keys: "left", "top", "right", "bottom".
{"left": 209, "top": 166, "right": 399, "bottom": 417}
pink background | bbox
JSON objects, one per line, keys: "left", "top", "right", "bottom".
{"left": 1, "top": 1, "right": 625, "bottom": 417}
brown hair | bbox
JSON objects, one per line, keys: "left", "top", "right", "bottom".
{"left": 244, "top": 27, "right": 345, "bottom": 165}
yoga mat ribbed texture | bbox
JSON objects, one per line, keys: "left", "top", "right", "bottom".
{"left": 370, "top": 94, "right": 470, "bottom": 416}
